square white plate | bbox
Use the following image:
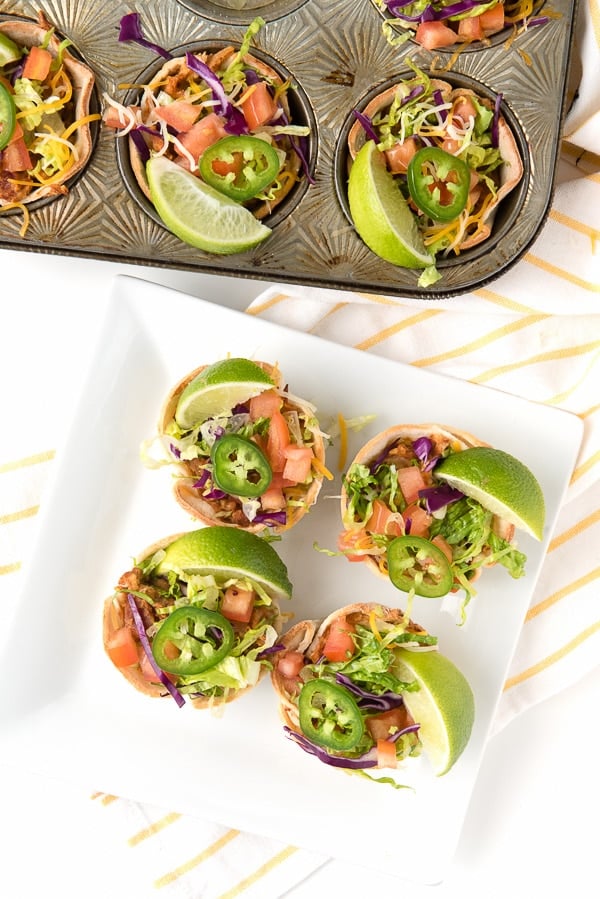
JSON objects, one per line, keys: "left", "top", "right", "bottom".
{"left": 0, "top": 276, "right": 583, "bottom": 884}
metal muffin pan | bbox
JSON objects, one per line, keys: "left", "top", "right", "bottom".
{"left": 0, "top": 0, "right": 579, "bottom": 298}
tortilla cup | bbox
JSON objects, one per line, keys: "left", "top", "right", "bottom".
{"left": 0, "top": 12, "right": 95, "bottom": 206}
{"left": 340, "top": 423, "right": 515, "bottom": 582}
{"left": 271, "top": 602, "right": 430, "bottom": 734}
{"left": 103, "top": 531, "right": 285, "bottom": 708}
{"left": 347, "top": 79, "right": 523, "bottom": 252}
{"left": 158, "top": 361, "right": 327, "bottom": 534}
{"left": 128, "top": 47, "right": 302, "bottom": 221}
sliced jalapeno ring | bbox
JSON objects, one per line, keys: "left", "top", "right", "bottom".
{"left": 211, "top": 434, "right": 272, "bottom": 498}
{"left": 298, "top": 678, "right": 365, "bottom": 751}
{"left": 387, "top": 535, "right": 454, "bottom": 598}
{"left": 151, "top": 607, "right": 234, "bottom": 676}
{"left": 407, "top": 147, "right": 470, "bottom": 223}
{"left": 199, "top": 135, "right": 280, "bottom": 203}
{"left": 0, "top": 82, "right": 17, "bottom": 151}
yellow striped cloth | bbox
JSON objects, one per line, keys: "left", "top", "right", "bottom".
{"left": 1, "top": 5, "right": 598, "bottom": 897}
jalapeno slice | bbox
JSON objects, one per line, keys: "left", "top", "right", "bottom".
{"left": 0, "top": 82, "right": 16, "bottom": 152}
{"left": 211, "top": 434, "right": 272, "bottom": 498}
{"left": 387, "top": 535, "right": 454, "bottom": 598}
{"left": 407, "top": 147, "right": 470, "bottom": 223}
{"left": 298, "top": 679, "right": 365, "bottom": 751}
{"left": 199, "top": 135, "right": 280, "bottom": 202}
{"left": 151, "top": 607, "right": 234, "bottom": 675}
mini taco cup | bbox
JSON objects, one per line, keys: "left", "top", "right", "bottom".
{"left": 339, "top": 423, "right": 517, "bottom": 596}
{"left": 347, "top": 75, "right": 523, "bottom": 255}
{"left": 154, "top": 359, "right": 327, "bottom": 534}
{"left": 0, "top": 12, "right": 96, "bottom": 207}
{"left": 103, "top": 528, "right": 290, "bottom": 708}
{"left": 121, "top": 45, "right": 303, "bottom": 223}
{"left": 270, "top": 602, "right": 474, "bottom": 774}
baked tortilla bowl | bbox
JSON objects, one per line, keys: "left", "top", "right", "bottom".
{"left": 271, "top": 602, "right": 430, "bottom": 733}
{"left": 157, "top": 360, "right": 327, "bottom": 535}
{"left": 340, "top": 423, "right": 515, "bottom": 588}
{"left": 0, "top": 12, "right": 97, "bottom": 209}
{"left": 334, "top": 69, "right": 528, "bottom": 274}
{"left": 103, "top": 529, "right": 289, "bottom": 708}
{"left": 114, "top": 40, "right": 316, "bottom": 235}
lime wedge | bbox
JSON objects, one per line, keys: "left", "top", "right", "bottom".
{"left": 146, "top": 155, "right": 271, "bottom": 255}
{"left": 394, "top": 648, "right": 475, "bottom": 776}
{"left": 156, "top": 527, "right": 293, "bottom": 600}
{"left": 348, "top": 140, "right": 433, "bottom": 269}
{"left": 175, "top": 357, "right": 275, "bottom": 428}
{"left": 435, "top": 447, "right": 546, "bottom": 540}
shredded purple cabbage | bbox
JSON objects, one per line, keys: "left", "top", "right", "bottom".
{"left": 129, "top": 128, "right": 151, "bottom": 165}
{"left": 253, "top": 509, "right": 287, "bottom": 526}
{"left": 335, "top": 673, "right": 405, "bottom": 712}
{"left": 126, "top": 594, "right": 185, "bottom": 707}
{"left": 418, "top": 484, "right": 464, "bottom": 513}
{"left": 119, "top": 13, "right": 172, "bottom": 59}
{"left": 257, "top": 642, "right": 286, "bottom": 659}
{"left": 390, "top": 723, "right": 421, "bottom": 743}
{"left": 284, "top": 727, "right": 379, "bottom": 768}
{"left": 184, "top": 53, "right": 248, "bottom": 135}
{"left": 170, "top": 442, "right": 181, "bottom": 459}
{"left": 352, "top": 110, "right": 379, "bottom": 144}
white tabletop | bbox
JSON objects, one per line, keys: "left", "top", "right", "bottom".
{"left": 2, "top": 246, "right": 599, "bottom": 899}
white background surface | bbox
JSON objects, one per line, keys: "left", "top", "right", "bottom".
{"left": 1, "top": 247, "right": 599, "bottom": 899}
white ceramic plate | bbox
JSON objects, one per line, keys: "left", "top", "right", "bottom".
{"left": 0, "top": 276, "right": 582, "bottom": 884}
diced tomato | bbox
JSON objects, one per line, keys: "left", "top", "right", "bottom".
{"left": 1, "top": 137, "right": 32, "bottom": 173}
{"left": 376, "top": 739, "right": 398, "bottom": 769}
{"left": 432, "top": 534, "right": 454, "bottom": 563}
{"left": 22, "top": 45, "right": 52, "bottom": 81}
{"left": 337, "top": 528, "right": 371, "bottom": 562}
{"left": 154, "top": 100, "right": 200, "bottom": 133}
{"left": 480, "top": 2, "right": 505, "bottom": 34}
{"left": 177, "top": 113, "right": 228, "bottom": 160}
{"left": 441, "top": 137, "right": 461, "bottom": 155}
{"left": 221, "top": 586, "right": 255, "bottom": 623}
{"left": 266, "top": 410, "right": 290, "bottom": 473}
{"left": 402, "top": 503, "right": 432, "bottom": 538}
{"left": 458, "top": 15, "right": 485, "bottom": 41}
{"left": 367, "top": 706, "right": 413, "bottom": 742}
{"left": 106, "top": 627, "right": 139, "bottom": 668}
{"left": 138, "top": 647, "right": 177, "bottom": 684}
{"left": 322, "top": 617, "right": 356, "bottom": 663}
{"left": 239, "top": 81, "right": 277, "bottom": 131}
{"left": 249, "top": 389, "right": 282, "bottom": 420}
{"left": 270, "top": 470, "right": 296, "bottom": 490}
{"left": 260, "top": 485, "right": 286, "bottom": 511}
{"left": 384, "top": 137, "right": 419, "bottom": 174}
{"left": 415, "top": 21, "right": 458, "bottom": 49}
{"left": 277, "top": 650, "right": 305, "bottom": 679}
{"left": 366, "top": 498, "right": 404, "bottom": 537}
{"left": 397, "top": 465, "right": 426, "bottom": 504}
{"left": 282, "top": 445, "right": 313, "bottom": 484}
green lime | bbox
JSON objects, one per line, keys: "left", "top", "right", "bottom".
{"left": 175, "top": 357, "right": 275, "bottom": 428}
{"left": 0, "top": 33, "right": 22, "bottom": 66}
{"left": 348, "top": 140, "right": 433, "bottom": 269}
{"left": 394, "top": 648, "right": 475, "bottom": 776}
{"left": 146, "top": 155, "right": 271, "bottom": 255}
{"left": 156, "top": 527, "right": 293, "bottom": 600}
{"left": 435, "top": 447, "right": 546, "bottom": 541}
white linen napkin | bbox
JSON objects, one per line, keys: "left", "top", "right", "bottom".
{"left": 1, "top": 3, "right": 598, "bottom": 897}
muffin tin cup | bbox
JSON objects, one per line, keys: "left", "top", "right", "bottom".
{"left": 0, "top": 14, "right": 101, "bottom": 220}
{"left": 333, "top": 69, "right": 531, "bottom": 275}
{"left": 115, "top": 40, "right": 318, "bottom": 237}
{"left": 369, "top": 0, "right": 549, "bottom": 55}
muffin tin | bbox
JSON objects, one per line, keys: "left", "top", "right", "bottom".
{"left": 0, "top": 0, "right": 578, "bottom": 298}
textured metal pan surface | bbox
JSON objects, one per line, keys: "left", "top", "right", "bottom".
{"left": 0, "top": 0, "right": 579, "bottom": 298}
